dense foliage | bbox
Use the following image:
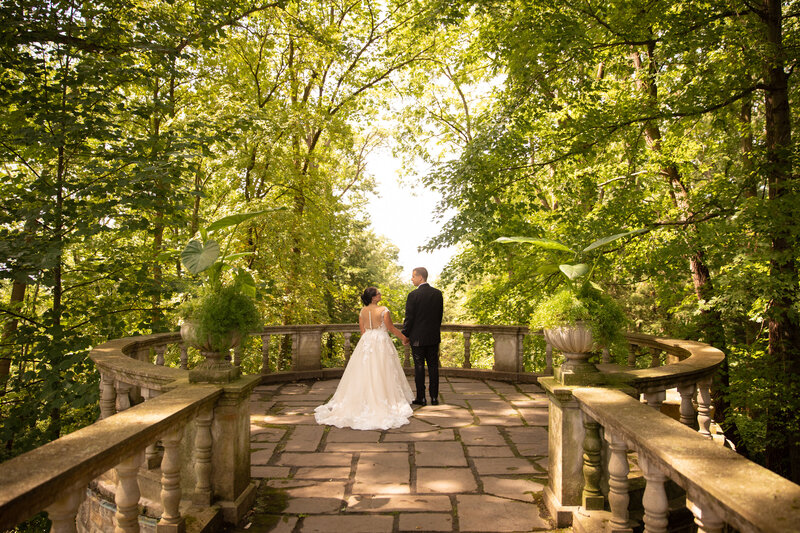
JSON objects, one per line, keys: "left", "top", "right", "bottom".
{"left": 0, "top": 0, "right": 422, "bottom": 463}
{"left": 1, "top": 0, "right": 799, "bottom": 491}
{"left": 395, "top": 0, "right": 800, "bottom": 481}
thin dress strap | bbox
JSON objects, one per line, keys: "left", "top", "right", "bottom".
{"left": 368, "top": 310, "right": 372, "bottom": 329}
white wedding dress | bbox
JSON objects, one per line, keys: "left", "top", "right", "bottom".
{"left": 314, "top": 309, "right": 414, "bottom": 430}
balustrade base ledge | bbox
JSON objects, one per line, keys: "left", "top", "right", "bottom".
{"left": 572, "top": 509, "right": 635, "bottom": 533}
{"left": 543, "top": 485, "right": 579, "bottom": 528}
{"left": 217, "top": 481, "right": 256, "bottom": 525}
{"left": 258, "top": 367, "right": 544, "bottom": 386}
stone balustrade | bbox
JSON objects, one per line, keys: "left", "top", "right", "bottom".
{"left": 3, "top": 324, "right": 799, "bottom": 532}
{"left": 539, "top": 331, "right": 800, "bottom": 532}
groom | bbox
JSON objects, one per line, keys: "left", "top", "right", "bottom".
{"left": 402, "top": 267, "right": 444, "bottom": 406}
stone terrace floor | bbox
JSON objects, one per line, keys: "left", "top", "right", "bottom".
{"left": 233, "top": 375, "right": 571, "bottom": 533}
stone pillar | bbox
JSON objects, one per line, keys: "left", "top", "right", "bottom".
{"left": 462, "top": 331, "right": 472, "bottom": 369}
{"left": 687, "top": 498, "right": 724, "bottom": 533}
{"left": 260, "top": 334, "right": 271, "bottom": 373}
{"left": 492, "top": 331, "right": 519, "bottom": 373}
{"left": 343, "top": 333, "right": 352, "bottom": 362}
{"left": 581, "top": 417, "right": 603, "bottom": 510}
{"left": 640, "top": 456, "right": 669, "bottom": 533}
{"left": 211, "top": 375, "right": 260, "bottom": 523}
{"left": 293, "top": 327, "right": 322, "bottom": 371}
{"left": 606, "top": 431, "right": 633, "bottom": 533}
{"left": 678, "top": 383, "right": 698, "bottom": 429}
{"left": 46, "top": 482, "right": 85, "bottom": 533}
{"left": 538, "top": 377, "right": 585, "bottom": 527}
{"left": 157, "top": 426, "right": 185, "bottom": 533}
{"left": 100, "top": 373, "right": 116, "bottom": 420}
{"left": 697, "top": 379, "right": 713, "bottom": 439}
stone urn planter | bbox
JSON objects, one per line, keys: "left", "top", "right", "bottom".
{"left": 543, "top": 322, "right": 601, "bottom": 385}
{"left": 181, "top": 320, "right": 241, "bottom": 383}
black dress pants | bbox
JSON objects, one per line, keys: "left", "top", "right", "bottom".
{"left": 412, "top": 344, "right": 440, "bottom": 400}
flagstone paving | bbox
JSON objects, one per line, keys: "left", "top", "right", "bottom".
{"left": 235, "top": 376, "right": 571, "bottom": 533}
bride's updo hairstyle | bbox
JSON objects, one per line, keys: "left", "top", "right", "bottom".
{"left": 361, "top": 287, "right": 379, "bottom": 306}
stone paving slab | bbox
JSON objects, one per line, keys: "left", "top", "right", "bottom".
{"left": 277, "top": 452, "right": 353, "bottom": 467}
{"left": 346, "top": 494, "right": 452, "bottom": 512}
{"left": 466, "top": 445, "right": 515, "bottom": 457}
{"left": 480, "top": 476, "right": 546, "bottom": 502}
{"left": 384, "top": 429, "right": 455, "bottom": 442}
{"left": 300, "top": 515, "right": 394, "bottom": 533}
{"left": 472, "top": 457, "right": 538, "bottom": 475}
{"left": 324, "top": 442, "right": 408, "bottom": 453}
{"left": 417, "top": 467, "right": 477, "bottom": 493}
{"left": 284, "top": 425, "right": 325, "bottom": 452}
{"left": 399, "top": 512, "right": 453, "bottom": 532}
{"left": 458, "top": 426, "right": 505, "bottom": 446}
{"left": 414, "top": 441, "right": 467, "bottom": 467}
{"left": 245, "top": 376, "right": 559, "bottom": 532}
{"left": 457, "top": 494, "right": 552, "bottom": 532}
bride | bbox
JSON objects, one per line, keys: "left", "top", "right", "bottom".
{"left": 314, "top": 287, "right": 414, "bottom": 430}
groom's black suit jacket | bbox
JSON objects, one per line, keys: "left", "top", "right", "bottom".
{"left": 402, "top": 283, "right": 444, "bottom": 346}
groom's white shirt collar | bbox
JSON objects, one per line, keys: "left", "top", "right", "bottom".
{"left": 418, "top": 282, "right": 429, "bottom": 287}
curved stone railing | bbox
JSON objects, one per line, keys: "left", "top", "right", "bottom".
{"left": 4, "top": 325, "right": 799, "bottom": 532}
{"left": 0, "top": 333, "right": 258, "bottom": 533}
{"left": 540, "top": 332, "right": 800, "bottom": 532}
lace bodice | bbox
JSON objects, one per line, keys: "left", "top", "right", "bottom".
{"left": 364, "top": 307, "right": 388, "bottom": 332}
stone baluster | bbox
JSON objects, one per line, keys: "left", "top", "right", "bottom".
{"left": 100, "top": 372, "right": 116, "bottom": 420}
{"left": 261, "top": 334, "right": 271, "bottom": 373}
{"left": 463, "top": 331, "right": 472, "bottom": 369}
{"left": 677, "top": 383, "right": 698, "bottom": 429}
{"left": 697, "top": 378, "right": 713, "bottom": 439}
{"left": 45, "top": 482, "right": 85, "bottom": 533}
{"left": 640, "top": 456, "right": 668, "bottom": 533}
{"left": 687, "top": 498, "right": 724, "bottom": 533}
{"left": 581, "top": 417, "right": 604, "bottom": 510}
{"left": 158, "top": 425, "right": 185, "bottom": 532}
{"left": 116, "top": 381, "right": 132, "bottom": 412}
{"left": 516, "top": 332, "right": 525, "bottom": 373}
{"left": 115, "top": 452, "right": 143, "bottom": 533}
{"left": 627, "top": 344, "right": 638, "bottom": 368}
{"left": 601, "top": 346, "right": 611, "bottom": 364}
{"left": 291, "top": 332, "right": 299, "bottom": 369}
{"left": 606, "top": 431, "right": 633, "bottom": 533}
{"left": 343, "top": 332, "right": 352, "bottom": 362}
{"left": 179, "top": 343, "right": 188, "bottom": 370}
{"left": 403, "top": 344, "right": 411, "bottom": 367}
{"left": 649, "top": 348, "right": 661, "bottom": 367}
{"left": 645, "top": 390, "right": 666, "bottom": 411}
{"left": 193, "top": 406, "right": 214, "bottom": 507}
{"left": 233, "top": 344, "right": 242, "bottom": 367}
{"left": 545, "top": 342, "right": 553, "bottom": 375}
{"left": 155, "top": 345, "right": 166, "bottom": 366}
{"left": 142, "top": 388, "right": 163, "bottom": 469}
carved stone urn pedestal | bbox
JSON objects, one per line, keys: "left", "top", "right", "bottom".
{"left": 181, "top": 320, "right": 241, "bottom": 383}
{"left": 544, "top": 323, "right": 602, "bottom": 386}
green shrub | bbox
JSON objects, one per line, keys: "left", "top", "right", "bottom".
{"left": 182, "top": 284, "right": 260, "bottom": 352}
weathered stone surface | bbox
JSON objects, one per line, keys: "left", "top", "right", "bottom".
{"left": 393, "top": 417, "right": 440, "bottom": 433}
{"left": 300, "top": 515, "right": 394, "bottom": 533}
{"left": 413, "top": 405, "right": 474, "bottom": 428}
{"left": 284, "top": 425, "right": 325, "bottom": 452}
{"left": 250, "top": 427, "right": 286, "bottom": 442}
{"left": 414, "top": 441, "right": 467, "bottom": 467}
{"left": 507, "top": 426, "right": 549, "bottom": 455}
{"left": 456, "top": 494, "right": 550, "bottom": 532}
{"left": 294, "top": 467, "right": 351, "bottom": 479}
{"left": 251, "top": 447, "right": 277, "bottom": 465}
{"left": 517, "top": 408, "right": 549, "bottom": 426}
{"left": 324, "top": 442, "right": 408, "bottom": 453}
{"left": 326, "top": 428, "right": 381, "bottom": 442}
{"left": 346, "top": 494, "right": 452, "bottom": 512}
{"left": 416, "top": 467, "right": 477, "bottom": 493}
{"left": 353, "top": 452, "right": 410, "bottom": 494}
{"left": 277, "top": 452, "right": 352, "bottom": 467}
{"left": 466, "top": 445, "right": 514, "bottom": 458}
{"left": 384, "top": 429, "right": 455, "bottom": 442}
{"left": 398, "top": 512, "right": 453, "bottom": 532}
{"left": 255, "top": 413, "right": 318, "bottom": 425}
{"left": 251, "top": 466, "right": 290, "bottom": 478}
{"left": 472, "top": 457, "right": 537, "bottom": 475}
{"left": 480, "top": 476, "right": 545, "bottom": 502}
{"left": 458, "top": 426, "right": 505, "bottom": 446}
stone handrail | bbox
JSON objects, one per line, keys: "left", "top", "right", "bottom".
{"left": 0, "top": 333, "right": 259, "bottom": 532}
{"left": 574, "top": 386, "right": 800, "bottom": 533}
{"left": 539, "top": 332, "right": 800, "bottom": 532}
{"left": 0, "top": 384, "right": 219, "bottom": 528}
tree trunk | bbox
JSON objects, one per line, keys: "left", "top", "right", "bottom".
{"left": 0, "top": 281, "right": 27, "bottom": 395}
{"left": 761, "top": 0, "right": 800, "bottom": 482}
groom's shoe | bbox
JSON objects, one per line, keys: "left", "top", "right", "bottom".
{"left": 430, "top": 397, "right": 439, "bottom": 405}
{"left": 412, "top": 398, "right": 427, "bottom": 406}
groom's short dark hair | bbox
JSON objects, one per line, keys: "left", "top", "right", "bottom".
{"left": 413, "top": 267, "right": 428, "bottom": 281}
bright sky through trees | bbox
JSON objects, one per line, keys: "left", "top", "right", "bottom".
{"left": 365, "top": 147, "right": 455, "bottom": 284}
